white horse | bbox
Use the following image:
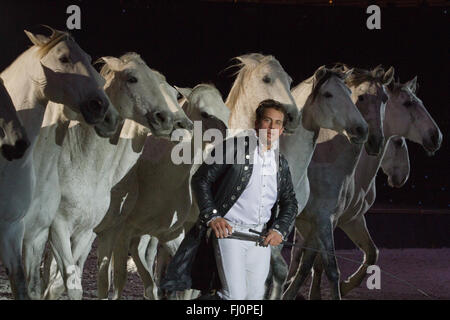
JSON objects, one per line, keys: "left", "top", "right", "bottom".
{"left": 307, "top": 76, "right": 442, "bottom": 299}
{"left": 94, "top": 83, "right": 230, "bottom": 300}
{"left": 283, "top": 65, "right": 394, "bottom": 300}
{"left": 107, "top": 53, "right": 302, "bottom": 300}
{"left": 0, "top": 27, "right": 114, "bottom": 299}
{"left": 286, "top": 135, "right": 411, "bottom": 297}
{"left": 265, "top": 65, "right": 370, "bottom": 300}
{"left": 23, "top": 98, "right": 120, "bottom": 299}
{"left": 226, "top": 53, "right": 300, "bottom": 133}
{"left": 0, "top": 78, "right": 29, "bottom": 160}
{"left": 36, "top": 53, "right": 193, "bottom": 300}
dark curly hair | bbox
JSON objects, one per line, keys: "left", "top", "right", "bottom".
{"left": 255, "top": 99, "right": 288, "bottom": 127}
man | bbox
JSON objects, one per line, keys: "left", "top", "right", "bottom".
{"left": 160, "top": 99, "right": 298, "bottom": 300}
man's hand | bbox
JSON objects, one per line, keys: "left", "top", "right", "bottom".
{"left": 263, "top": 229, "right": 283, "bottom": 246}
{"left": 208, "top": 217, "right": 233, "bottom": 238}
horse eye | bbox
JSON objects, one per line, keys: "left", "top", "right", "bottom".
{"left": 324, "top": 92, "right": 333, "bottom": 98}
{"left": 358, "top": 95, "right": 364, "bottom": 102}
{"left": 403, "top": 100, "right": 412, "bottom": 107}
{"left": 59, "top": 56, "right": 70, "bottom": 64}
{"left": 200, "top": 111, "right": 209, "bottom": 119}
{"left": 262, "top": 75, "right": 271, "bottom": 84}
{"left": 176, "top": 92, "right": 182, "bottom": 100}
{"left": 127, "top": 76, "right": 138, "bottom": 84}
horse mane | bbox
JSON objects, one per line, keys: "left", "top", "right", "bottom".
{"left": 333, "top": 63, "right": 387, "bottom": 87}
{"left": 192, "top": 83, "right": 222, "bottom": 99}
{"left": 310, "top": 68, "right": 345, "bottom": 102}
{"left": 225, "top": 53, "right": 280, "bottom": 110}
{"left": 36, "top": 29, "right": 73, "bottom": 58}
{"left": 99, "top": 52, "right": 148, "bottom": 79}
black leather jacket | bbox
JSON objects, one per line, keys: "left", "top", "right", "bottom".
{"left": 161, "top": 132, "right": 298, "bottom": 293}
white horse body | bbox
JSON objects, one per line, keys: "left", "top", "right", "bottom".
{"left": 267, "top": 66, "right": 370, "bottom": 299}
{"left": 283, "top": 65, "right": 394, "bottom": 300}
{"left": 38, "top": 54, "right": 192, "bottom": 300}
{"left": 0, "top": 77, "right": 29, "bottom": 160}
{"left": 307, "top": 77, "right": 442, "bottom": 298}
{"left": 0, "top": 27, "right": 115, "bottom": 299}
{"left": 94, "top": 84, "right": 230, "bottom": 300}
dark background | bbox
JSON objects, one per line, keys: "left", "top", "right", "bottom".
{"left": 0, "top": 0, "right": 448, "bottom": 211}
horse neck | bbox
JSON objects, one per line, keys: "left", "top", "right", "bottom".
{"left": 354, "top": 140, "right": 389, "bottom": 193}
{"left": 119, "top": 119, "right": 149, "bottom": 141}
{"left": 281, "top": 82, "right": 319, "bottom": 184}
{"left": 137, "top": 137, "right": 195, "bottom": 190}
{"left": 226, "top": 89, "right": 256, "bottom": 132}
{"left": 354, "top": 112, "right": 398, "bottom": 193}
{"left": 354, "top": 99, "right": 404, "bottom": 193}
{"left": 1, "top": 49, "right": 48, "bottom": 155}
{"left": 41, "top": 103, "right": 69, "bottom": 128}
{"left": 313, "top": 129, "right": 363, "bottom": 176}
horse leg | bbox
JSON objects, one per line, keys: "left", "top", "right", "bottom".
{"left": 96, "top": 227, "right": 119, "bottom": 299}
{"left": 23, "top": 228, "right": 49, "bottom": 299}
{"left": 338, "top": 216, "right": 378, "bottom": 296}
{"left": 143, "top": 235, "right": 158, "bottom": 272}
{"left": 130, "top": 235, "right": 159, "bottom": 300}
{"left": 42, "top": 253, "right": 65, "bottom": 300}
{"left": 267, "top": 245, "right": 288, "bottom": 300}
{"left": 71, "top": 230, "right": 97, "bottom": 299}
{"left": 316, "top": 219, "right": 341, "bottom": 300}
{"left": 309, "top": 255, "right": 324, "bottom": 300}
{"left": 112, "top": 228, "right": 132, "bottom": 300}
{"left": 74, "top": 232, "right": 96, "bottom": 271}
{"left": 0, "top": 220, "right": 29, "bottom": 299}
{"left": 48, "top": 217, "right": 82, "bottom": 300}
{"left": 282, "top": 234, "right": 318, "bottom": 300}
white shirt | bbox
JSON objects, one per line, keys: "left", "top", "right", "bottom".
{"left": 224, "top": 141, "right": 278, "bottom": 226}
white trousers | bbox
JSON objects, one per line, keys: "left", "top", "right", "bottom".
{"left": 213, "top": 222, "right": 271, "bottom": 300}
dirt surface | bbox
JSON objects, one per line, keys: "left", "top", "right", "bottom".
{"left": 0, "top": 247, "right": 449, "bottom": 300}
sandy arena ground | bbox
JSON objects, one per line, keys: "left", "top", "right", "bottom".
{"left": 0, "top": 247, "right": 449, "bottom": 300}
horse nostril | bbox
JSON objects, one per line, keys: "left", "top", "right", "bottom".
{"left": 430, "top": 130, "right": 440, "bottom": 146}
{"left": 89, "top": 99, "right": 105, "bottom": 113}
{"left": 15, "top": 139, "right": 30, "bottom": 152}
{"left": 355, "top": 126, "right": 367, "bottom": 137}
{"left": 287, "top": 113, "right": 294, "bottom": 122}
{"left": 175, "top": 120, "right": 186, "bottom": 129}
{"left": 155, "top": 111, "right": 166, "bottom": 124}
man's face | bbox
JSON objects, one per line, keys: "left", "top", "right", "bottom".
{"left": 255, "top": 107, "right": 285, "bottom": 146}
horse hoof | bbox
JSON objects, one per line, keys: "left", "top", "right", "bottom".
{"left": 28, "top": 289, "right": 42, "bottom": 300}
{"left": 309, "top": 292, "right": 322, "bottom": 300}
{"left": 68, "top": 288, "right": 83, "bottom": 300}
{"left": 339, "top": 281, "right": 351, "bottom": 297}
{"left": 144, "top": 287, "right": 159, "bottom": 300}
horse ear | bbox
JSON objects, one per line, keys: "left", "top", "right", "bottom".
{"left": 386, "top": 78, "right": 395, "bottom": 92}
{"left": 406, "top": 76, "right": 418, "bottom": 94}
{"left": 97, "top": 56, "right": 123, "bottom": 72}
{"left": 235, "top": 54, "right": 259, "bottom": 69}
{"left": 174, "top": 86, "right": 192, "bottom": 100}
{"left": 24, "top": 30, "right": 49, "bottom": 47}
{"left": 382, "top": 66, "right": 395, "bottom": 86}
{"left": 313, "top": 65, "right": 327, "bottom": 82}
{"left": 342, "top": 68, "right": 354, "bottom": 80}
